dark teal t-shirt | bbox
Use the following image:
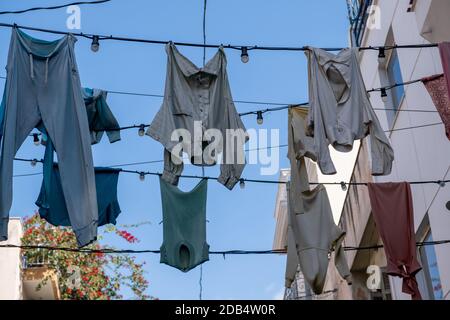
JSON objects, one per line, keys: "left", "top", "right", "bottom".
{"left": 36, "top": 165, "right": 121, "bottom": 227}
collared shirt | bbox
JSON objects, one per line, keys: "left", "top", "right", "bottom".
{"left": 147, "top": 43, "right": 248, "bottom": 190}
{"left": 82, "top": 88, "right": 121, "bottom": 145}
{"left": 305, "top": 47, "right": 394, "bottom": 176}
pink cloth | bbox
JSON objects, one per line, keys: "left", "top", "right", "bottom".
{"left": 368, "top": 182, "right": 422, "bottom": 300}
{"left": 422, "top": 74, "right": 450, "bottom": 140}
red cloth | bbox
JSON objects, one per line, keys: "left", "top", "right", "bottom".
{"left": 367, "top": 182, "right": 422, "bottom": 300}
{"left": 422, "top": 74, "right": 450, "bottom": 140}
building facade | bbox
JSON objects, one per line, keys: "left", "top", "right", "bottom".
{"left": 0, "top": 218, "right": 61, "bottom": 300}
{"left": 336, "top": 0, "right": 450, "bottom": 300}
{"left": 0, "top": 218, "right": 23, "bottom": 300}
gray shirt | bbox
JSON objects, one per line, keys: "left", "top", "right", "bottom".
{"left": 287, "top": 106, "right": 316, "bottom": 214}
{"left": 305, "top": 47, "right": 394, "bottom": 176}
{"left": 147, "top": 43, "right": 248, "bottom": 190}
{"left": 285, "top": 182, "right": 352, "bottom": 293}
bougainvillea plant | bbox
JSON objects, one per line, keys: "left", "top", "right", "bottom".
{"left": 21, "top": 212, "right": 155, "bottom": 300}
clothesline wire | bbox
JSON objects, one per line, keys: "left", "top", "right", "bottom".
{"left": 0, "top": 74, "right": 441, "bottom": 117}
{"left": 0, "top": 22, "right": 440, "bottom": 52}
{"left": 0, "top": 0, "right": 111, "bottom": 15}
{"left": 11, "top": 156, "right": 450, "bottom": 187}
{"left": 1, "top": 239, "right": 449, "bottom": 254}
{"left": 0, "top": 74, "right": 436, "bottom": 113}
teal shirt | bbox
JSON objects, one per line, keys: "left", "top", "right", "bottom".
{"left": 159, "top": 177, "right": 209, "bottom": 272}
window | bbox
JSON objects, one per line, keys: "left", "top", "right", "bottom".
{"left": 416, "top": 230, "right": 444, "bottom": 300}
{"left": 384, "top": 49, "right": 405, "bottom": 128}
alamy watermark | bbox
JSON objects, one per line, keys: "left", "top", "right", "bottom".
{"left": 366, "top": 4, "right": 381, "bottom": 30}
{"left": 366, "top": 265, "right": 382, "bottom": 291}
{"left": 66, "top": 5, "right": 81, "bottom": 30}
{"left": 167, "top": 122, "right": 280, "bottom": 176}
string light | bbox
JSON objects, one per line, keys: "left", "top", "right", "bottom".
{"left": 138, "top": 124, "right": 146, "bottom": 137}
{"left": 439, "top": 180, "right": 446, "bottom": 187}
{"left": 340, "top": 181, "right": 347, "bottom": 191}
{"left": 239, "top": 178, "right": 245, "bottom": 189}
{"left": 0, "top": 22, "right": 440, "bottom": 53}
{"left": 91, "top": 35, "right": 100, "bottom": 52}
{"left": 378, "top": 47, "right": 386, "bottom": 63}
{"left": 240, "top": 47, "right": 249, "bottom": 63}
{"left": 32, "top": 133, "right": 40, "bottom": 146}
{"left": 380, "top": 88, "right": 388, "bottom": 102}
{"left": 30, "top": 159, "right": 37, "bottom": 167}
{"left": 256, "top": 111, "right": 263, "bottom": 125}
{"left": 12, "top": 157, "right": 450, "bottom": 187}
{"left": 139, "top": 172, "right": 146, "bottom": 181}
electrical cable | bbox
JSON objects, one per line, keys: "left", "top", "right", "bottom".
{"left": 202, "top": 0, "right": 207, "bottom": 67}
{"left": 0, "top": 0, "right": 112, "bottom": 15}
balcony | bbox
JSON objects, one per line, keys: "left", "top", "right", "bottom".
{"left": 22, "top": 266, "right": 61, "bottom": 300}
{"left": 415, "top": 0, "right": 450, "bottom": 43}
{"left": 347, "top": 0, "right": 374, "bottom": 46}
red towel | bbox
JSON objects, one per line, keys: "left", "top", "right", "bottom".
{"left": 367, "top": 182, "right": 422, "bottom": 300}
{"left": 422, "top": 74, "right": 450, "bottom": 140}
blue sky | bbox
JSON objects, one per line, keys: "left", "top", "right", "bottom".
{"left": 0, "top": 0, "right": 349, "bottom": 299}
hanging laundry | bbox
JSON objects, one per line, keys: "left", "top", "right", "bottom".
{"left": 420, "top": 42, "right": 450, "bottom": 140}
{"left": 0, "top": 27, "right": 98, "bottom": 246}
{"left": 159, "top": 176, "right": 209, "bottom": 272}
{"left": 285, "top": 182, "right": 351, "bottom": 294}
{"left": 82, "top": 88, "right": 121, "bottom": 145}
{"left": 147, "top": 43, "right": 248, "bottom": 190}
{"left": 421, "top": 74, "right": 450, "bottom": 140}
{"left": 36, "top": 165, "right": 121, "bottom": 228}
{"left": 287, "top": 106, "right": 317, "bottom": 214}
{"left": 36, "top": 87, "right": 121, "bottom": 146}
{"left": 305, "top": 47, "right": 394, "bottom": 176}
{"left": 367, "top": 182, "right": 422, "bottom": 300}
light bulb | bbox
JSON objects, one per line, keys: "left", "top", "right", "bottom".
{"left": 380, "top": 88, "right": 388, "bottom": 102}
{"left": 340, "top": 182, "right": 347, "bottom": 191}
{"left": 91, "top": 35, "right": 100, "bottom": 53}
{"left": 438, "top": 180, "right": 446, "bottom": 188}
{"left": 256, "top": 111, "right": 263, "bottom": 125}
{"left": 378, "top": 48, "right": 386, "bottom": 64}
{"left": 240, "top": 47, "right": 249, "bottom": 63}
{"left": 239, "top": 179, "right": 245, "bottom": 189}
{"left": 138, "top": 124, "right": 145, "bottom": 137}
{"left": 30, "top": 159, "right": 37, "bottom": 167}
{"left": 139, "top": 172, "right": 145, "bottom": 181}
{"left": 33, "top": 133, "right": 40, "bottom": 146}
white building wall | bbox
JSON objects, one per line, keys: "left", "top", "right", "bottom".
{"left": 358, "top": 0, "right": 450, "bottom": 300}
{"left": 0, "top": 218, "right": 23, "bottom": 300}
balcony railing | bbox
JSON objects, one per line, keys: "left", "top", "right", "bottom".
{"left": 347, "top": 0, "right": 374, "bottom": 46}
